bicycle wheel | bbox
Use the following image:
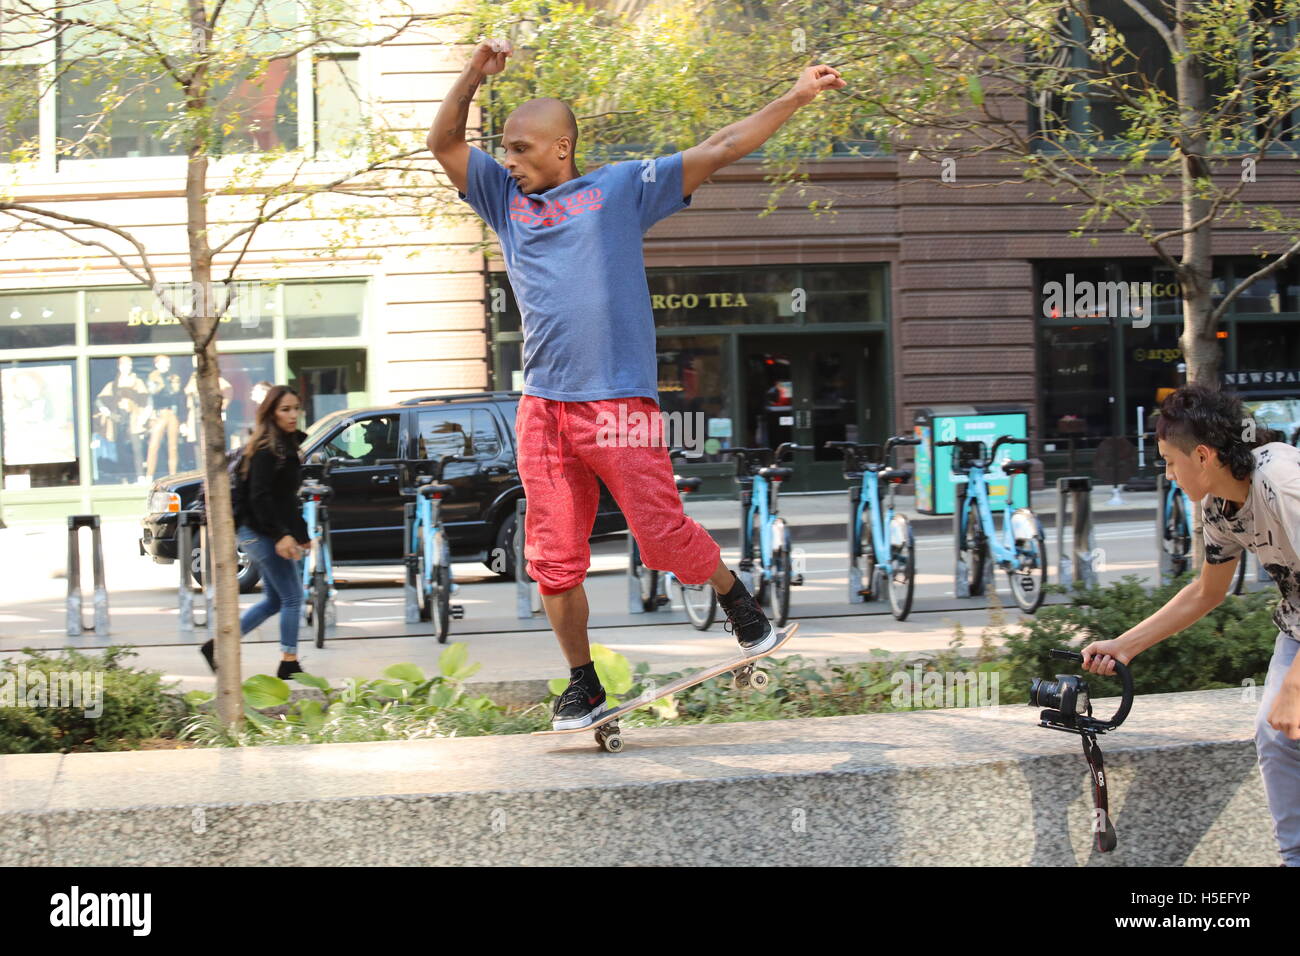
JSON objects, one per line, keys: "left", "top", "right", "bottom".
{"left": 630, "top": 540, "right": 660, "bottom": 612}
{"left": 431, "top": 557, "right": 451, "bottom": 643}
{"left": 415, "top": 544, "right": 432, "bottom": 622}
{"left": 768, "top": 521, "right": 792, "bottom": 627}
{"left": 679, "top": 577, "right": 717, "bottom": 630}
{"left": 1166, "top": 493, "right": 1191, "bottom": 576}
{"left": 858, "top": 509, "right": 877, "bottom": 601}
{"left": 888, "top": 515, "right": 916, "bottom": 621}
{"left": 1009, "top": 509, "right": 1047, "bottom": 614}
{"left": 958, "top": 501, "right": 987, "bottom": 597}
{"left": 311, "top": 568, "right": 327, "bottom": 648}
{"left": 749, "top": 509, "right": 768, "bottom": 606}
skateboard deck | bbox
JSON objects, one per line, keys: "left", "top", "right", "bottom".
{"left": 533, "top": 622, "right": 799, "bottom": 751}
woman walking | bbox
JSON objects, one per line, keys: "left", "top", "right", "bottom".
{"left": 201, "top": 384, "right": 309, "bottom": 680}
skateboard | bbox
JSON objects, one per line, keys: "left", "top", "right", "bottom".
{"left": 533, "top": 622, "right": 799, "bottom": 752}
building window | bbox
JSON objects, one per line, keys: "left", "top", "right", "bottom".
{"left": 656, "top": 335, "right": 730, "bottom": 459}
{"left": 1, "top": 359, "right": 79, "bottom": 490}
{"left": 284, "top": 281, "right": 365, "bottom": 338}
{"left": 1040, "top": 323, "right": 1112, "bottom": 440}
{"left": 0, "top": 291, "right": 78, "bottom": 350}
{"left": 315, "top": 53, "right": 362, "bottom": 156}
{"left": 86, "top": 285, "right": 274, "bottom": 346}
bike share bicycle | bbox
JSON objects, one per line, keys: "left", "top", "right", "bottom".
{"left": 936, "top": 434, "right": 1048, "bottom": 614}
{"left": 721, "top": 442, "right": 813, "bottom": 628}
{"left": 826, "top": 433, "right": 922, "bottom": 620}
{"left": 629, "top": 448, "right": 718, "bottom": 629}
{"left": 377, "top": 453, "right": 476, "bottom": 642}
{"left": 1159, "top": 468, "right": 1247, "bottom": 594}
{"left": 298, "top": 454, "right": 361, "bottom": 649}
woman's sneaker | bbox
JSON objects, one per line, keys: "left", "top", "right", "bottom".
{"left": 551, "top": 669, "right": 608, "bottom": 730}
{"left": 718, "top": 570, "right": 779, "bottom": 654}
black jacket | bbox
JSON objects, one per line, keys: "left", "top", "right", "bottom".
{"left": 236, "top": 430, "right": 310, "bottom": 544}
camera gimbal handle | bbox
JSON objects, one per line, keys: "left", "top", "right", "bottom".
{"left": 1049, "top": 648, "right": 1134, "bottom": 732}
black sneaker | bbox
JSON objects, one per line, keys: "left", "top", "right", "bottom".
{"left": 277, "top": 658, "right": 304, "bottom": 681}
{"left": 551, "top": 677, "right": 608, "bottom": 730}
{"left": 200, "top": 639, "right": 216, "bottom": 673}
{"left": 718, "top": 571, "right": 779, "bottom": 653}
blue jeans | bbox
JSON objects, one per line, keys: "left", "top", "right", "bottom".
{"left": 237, "top": 526, "right": 302, "bottom": 655}
{"left": 1258, "top": 631, "right": 1300, "bottom": 866}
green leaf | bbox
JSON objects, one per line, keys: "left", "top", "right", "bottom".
{"left": 965, "top": 75, "right": 984, "bottom": 107}
{"left": 242, "top": 703, "right": 278, "bottom": 729}
{"left": 291, "top": 671, "right": 331, "bottom": 691}
{"left": 243, "top": 674, "right": 290, "bottom": 709}
{"left": 590, "top": 643, "right": 634, "bottom": 695}
{"left": 383, "top": 663, "right": 426, "bottom": 683}
{"left": 547, "top": 677, "right": 568, "bottom": 696}
{"left": 428, "top": 682, "right": 461, "bottom": 708}
{"left": 298, "top": 699, "right": 326, "bottom": 733}
{"left": 438, "top": 642, "right": 469, "bottom": 679}
{"left": 184, "top": 690, "right": 214, "bottom": 707}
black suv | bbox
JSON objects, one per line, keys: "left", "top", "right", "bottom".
{"left": 139, "top": 390, "right": 628, "bottom": 591}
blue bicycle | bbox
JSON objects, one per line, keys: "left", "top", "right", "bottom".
{"left": 936, "top": 435, "right": 1047, "bottom": 613}
{"left": 722, "top": 442, "right": 812, "bottom": 627}
{"left": 378, "top": 453, "right": 475, "bottom": 642}
{"left": 298, "top": 454, "right": 358, "bottom": 648}
{"left": 826, "top": 433, "right": 922, "bottom": 620}
{"left": 630, "top": 448, "right": 718, "bottom": 629}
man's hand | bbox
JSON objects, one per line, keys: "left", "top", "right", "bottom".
{"left": 1080, "top": 638, "right": 1135, "bottom": 676}
{"left": 470, "top": 37, "right": 512, "bottom": 76}
{"left": 1267, "top": 678, "right": 1300, "bottom": 741}
{"left": 788, "top": 62, "right": 846, "bottom": 107}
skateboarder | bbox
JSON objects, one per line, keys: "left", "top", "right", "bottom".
{"left": 1082, "top": 384, "right": 1300, "bottom": 866}
{"left": 429, "top": 38, "right": 846, "bottom": 729}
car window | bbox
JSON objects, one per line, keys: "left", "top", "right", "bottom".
{"left": 322, "top": 414, "right": 400, "bottom": 464}
{"left": 417, "top": 408, "right": 502, "bottom": 461}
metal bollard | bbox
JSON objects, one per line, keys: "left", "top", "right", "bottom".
{"left": 1056, "top": 476, "right": 1097, "bottom": 589}
{"left": 401, "top": 501, "right": 421, "bottom": 624}
{"left": 66, "top": 515, "right": 109, "bottom": 637}
{"left": 627, "top": 533, "right": 646, "bottom": 614}
{"left": 515, "top": 498, "right": 540, "bottom": 618}
{"left": 176, "top": 510, "right": 212, "bottom": 631}
{"left": 847, "top": 483, "right": 866, "bottom": 603}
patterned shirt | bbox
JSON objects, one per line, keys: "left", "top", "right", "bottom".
{"left": 1202, "top": 442, "right": 1300, "bottom": 638}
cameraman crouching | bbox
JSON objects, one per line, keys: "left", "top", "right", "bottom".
{"left": 1082, "top": 384, "right": 1300, "bottom": 866}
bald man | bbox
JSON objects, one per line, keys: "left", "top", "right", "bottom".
{"left": 429, "top": 38, "right": 846, "bottom": 730}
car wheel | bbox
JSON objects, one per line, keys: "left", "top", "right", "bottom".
{"left": 190, "top": 544, "right": 261, "bottom": 593}
{"left": 486, "top": 509, "right": 519, "bottom": 580}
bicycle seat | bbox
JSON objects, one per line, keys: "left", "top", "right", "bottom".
{"left": 758, "top": 466, "right": 793, "bottom": 481}
{"left": 879, "top": 467, "right": 912, "bottom": 484}
{"left": 1001, "top": 459, "right": 1033, "bottom": 475}
{"left": 418, "top": 482, "right": 454, "bottom": 497}
{"left": 298, "top": 483, "right": 333, "bottom": 502}
{"left": 675, "top": 476, "right": 703, "bottom": 493}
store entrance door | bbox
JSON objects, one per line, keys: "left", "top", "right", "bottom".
{"left": 741, "top": 334, "right": 882, "bottom": 492}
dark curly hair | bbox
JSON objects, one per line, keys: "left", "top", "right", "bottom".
{"left": 1154, "top": 384, "right": 1283, "bottom": 480}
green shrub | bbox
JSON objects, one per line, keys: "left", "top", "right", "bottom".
{"left": 0, "top": 646, "right": 187, "bottom": 754}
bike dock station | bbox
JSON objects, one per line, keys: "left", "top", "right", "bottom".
{"left": 176, "top": 510, "right": 213, "bottom": 632}
{"left": 65, "top": 514, "right": 109, "bottom": 637}
{"left": 1055, "top": 476, "right": 1097, "bottom": 589}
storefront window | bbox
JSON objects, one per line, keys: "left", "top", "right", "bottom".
{"left": 1123, "top": 322, "right": 1186, "bottom": 430}
{"left": 284, "top": 281, "right": 365, "bottom": 338}
{"left": 87, "top": 286, "right": 272, "bottom": 346}
{"left": 1, "top": 359, "right": 79, "bottom": 489}
{"left": 0, "top": 292, "right": 78, "bottom": 350}
{"left": 656, "top": 335, "right": 730, "bottom": 460}
{"left": 1237, "top": 322, "right": 1300, "bottom": 370}
{"left": 88, "top": 351, "right": 273, "bottom": 485}
{"left": 1040, "top": 324, "right": 1112, "bottom": 439}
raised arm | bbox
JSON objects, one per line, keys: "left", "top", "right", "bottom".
{"left": 428, "top": 38, "right": 513, "bottom": 195}
{"left": 680, "top": 63, "right": 846, "bottom": 199}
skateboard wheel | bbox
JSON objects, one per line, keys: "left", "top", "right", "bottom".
{"left": 603, "top": 734, "right": 624, "bottom": 753}
{"left": 750, "top": 670, "right": 769, "bottom": 689}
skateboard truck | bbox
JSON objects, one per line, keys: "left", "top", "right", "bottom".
{"left": 594, "top": 720, "right": 623, "bottom": 753}
{"left": 731, "top": 662, "right": 770, "bottom": 690}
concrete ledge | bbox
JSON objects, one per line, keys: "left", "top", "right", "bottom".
{"left": 0, "top": 688, "right": 1276, "bottom": 866}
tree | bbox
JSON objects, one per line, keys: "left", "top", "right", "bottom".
{"left": 0, "top": 0, "right": 454, "bottom": 725}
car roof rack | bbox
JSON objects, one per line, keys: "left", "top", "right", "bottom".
{"left": 397, "top": 390, "right": 522, "bottom": 406}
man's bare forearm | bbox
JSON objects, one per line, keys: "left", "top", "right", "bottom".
{"left": 707, "top": 91, "right": 803, "bottom": 163}
{"left": 428, "top": 64, "right": 486, "bottom": 153}
{"left": 1118, "top": 582, "right": 1218, "bottom": 655}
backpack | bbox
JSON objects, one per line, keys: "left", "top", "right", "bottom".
{"left": 192, "top": 448, "right": 247, "bottom": 521}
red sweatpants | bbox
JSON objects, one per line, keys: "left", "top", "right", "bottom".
{"left": 515, "top": 394, "right": 721, "bottom": 595}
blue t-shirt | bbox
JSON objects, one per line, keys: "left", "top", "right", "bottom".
{"left": 457, "top": 145, "right": 692, "bottom": 403}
